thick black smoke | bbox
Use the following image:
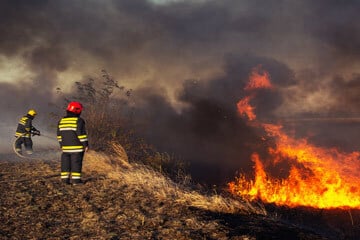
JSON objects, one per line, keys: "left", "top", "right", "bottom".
{"left": 1, "top": 0, "right": 359, "bottom": 113}
{"left": 130, "top": 54, "right": 296, "bottom": 184}
{"left": 0, "top": 0, "right": 359, "bottom": 183}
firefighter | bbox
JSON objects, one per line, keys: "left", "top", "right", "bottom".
{"left": 15, "top": 109, "right": 40, "bottom": 154}
{"left": 57, "top": 101, "right": 89, "bottom": 185}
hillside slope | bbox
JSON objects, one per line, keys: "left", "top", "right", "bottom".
{"left": 0, "top": 148, "right": 335, "bottom": 240}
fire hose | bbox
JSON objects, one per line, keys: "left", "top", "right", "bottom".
{"left": 12, "top": 132, "right": 59, "bottom": 161}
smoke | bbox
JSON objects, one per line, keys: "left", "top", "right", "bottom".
{"left": 129, "top": 52, "right": 359, "bottom": 183}
{"left": 0, "top": 0, "right": 359, "bottom": 183}
{"left": 1, "top": 0, "right": 360, "bottom": 106}
{"left": 130, "top": 55, "right": 296, "bottom": 184}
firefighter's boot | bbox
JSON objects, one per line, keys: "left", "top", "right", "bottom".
{"left": 62, "top": 178, "right": 71, "bottom": 185}
{"left": 72, "top": 179, "right": 84, "bottom": 185}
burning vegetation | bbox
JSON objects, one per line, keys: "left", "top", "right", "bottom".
{"left": 0, "top": 145, "right": 342, "bottom": 239}
{"left": 229, "top": 66, "right": 360, "bottom": 210}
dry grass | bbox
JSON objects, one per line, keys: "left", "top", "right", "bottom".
{"left": 0, "top": 146, "right": 334, "bottom": 239}
{"left": 84, "top": 143, "right": 265, "bottom": 216}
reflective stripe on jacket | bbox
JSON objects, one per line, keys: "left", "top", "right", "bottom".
{"left": 57, "top": 116, "right": 88, "bottom": 153}
{"left": 15, "top": 115, "right": 35, "bottom": 138}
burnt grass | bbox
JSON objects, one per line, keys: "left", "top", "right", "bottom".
{"left": 1, "top": 155, "right": 360, "bottom": 239}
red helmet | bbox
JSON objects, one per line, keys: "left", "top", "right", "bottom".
{"left": 66, "top": 101, "right": 83, "bottom": 114}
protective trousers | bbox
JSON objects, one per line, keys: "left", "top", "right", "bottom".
{"left": 61, "top": 152, "right": 84, "bottom": 183}
{"left": 15, "top": 137, "right": 33, "bottom": 152}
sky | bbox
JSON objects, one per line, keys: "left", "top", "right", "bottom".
{"left": 0, "top": 0, "right": 359, "bottom": 183}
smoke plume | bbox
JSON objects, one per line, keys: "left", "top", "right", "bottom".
{"left": 0, "top": 0, "right": 359, "bottom": 183}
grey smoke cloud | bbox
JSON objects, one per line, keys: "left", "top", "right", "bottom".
{"left": 0, "top": 0, "right": 359, "bottom": 183}
{"left": 130, "top": 55, "right": 295, "bottom": 183}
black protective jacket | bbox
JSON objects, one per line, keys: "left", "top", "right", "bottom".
{"left": 15, "top": 114, "right": 37, "bottom": 138}
{"left": 57, "top": 112, "right": 89, "bottom": 153}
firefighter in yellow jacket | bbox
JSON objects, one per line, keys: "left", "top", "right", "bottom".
{"left": 57, "top": 101, "right": 89, "bottom": 185}
{"left": 15, "top": 109, "right": 40, "bottom": 154}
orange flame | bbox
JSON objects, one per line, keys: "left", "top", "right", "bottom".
{"left": 229, "top": 67, "right": 360, "bottom": 209}
{"left": 237, "top": 96, "right": 256, "bottom": 121}
{"left": 244, "top": 65, "right": 273, "bottom": 91}
{"left": 236, "top": 65, "right": 273, "bottom": 120}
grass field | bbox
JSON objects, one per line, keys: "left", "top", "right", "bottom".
{"left": 0, "top": 145, "right": 350, "bottom": 239}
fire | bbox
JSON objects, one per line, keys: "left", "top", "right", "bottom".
{"left": 229, "top": 67, "right": 360, "bottom": 209}
{"left": 236, "top": 96, "right": 256, "bottom": 121}
{"left": 244, "top": 65, "right": 273, "bottom": 91}
{"left": 237, "top": 65, "right": 273, "bottom": 120}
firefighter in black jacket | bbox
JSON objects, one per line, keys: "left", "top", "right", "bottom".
{"left": 15, "top": 109, "right": 40, "bottom": 154}
{"left": 57, "top": 101, "right": 89, "bottom": 185}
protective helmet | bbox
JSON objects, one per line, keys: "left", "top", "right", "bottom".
{"left": 66, "top": 101, "right": 83, "bottom": 114}
{"left": 27, "top": 109, "right": 37, "bottom": 117}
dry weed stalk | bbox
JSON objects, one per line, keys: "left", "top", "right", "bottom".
{"left": 83, "top": 145, "right": 266, "bottom": 216}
